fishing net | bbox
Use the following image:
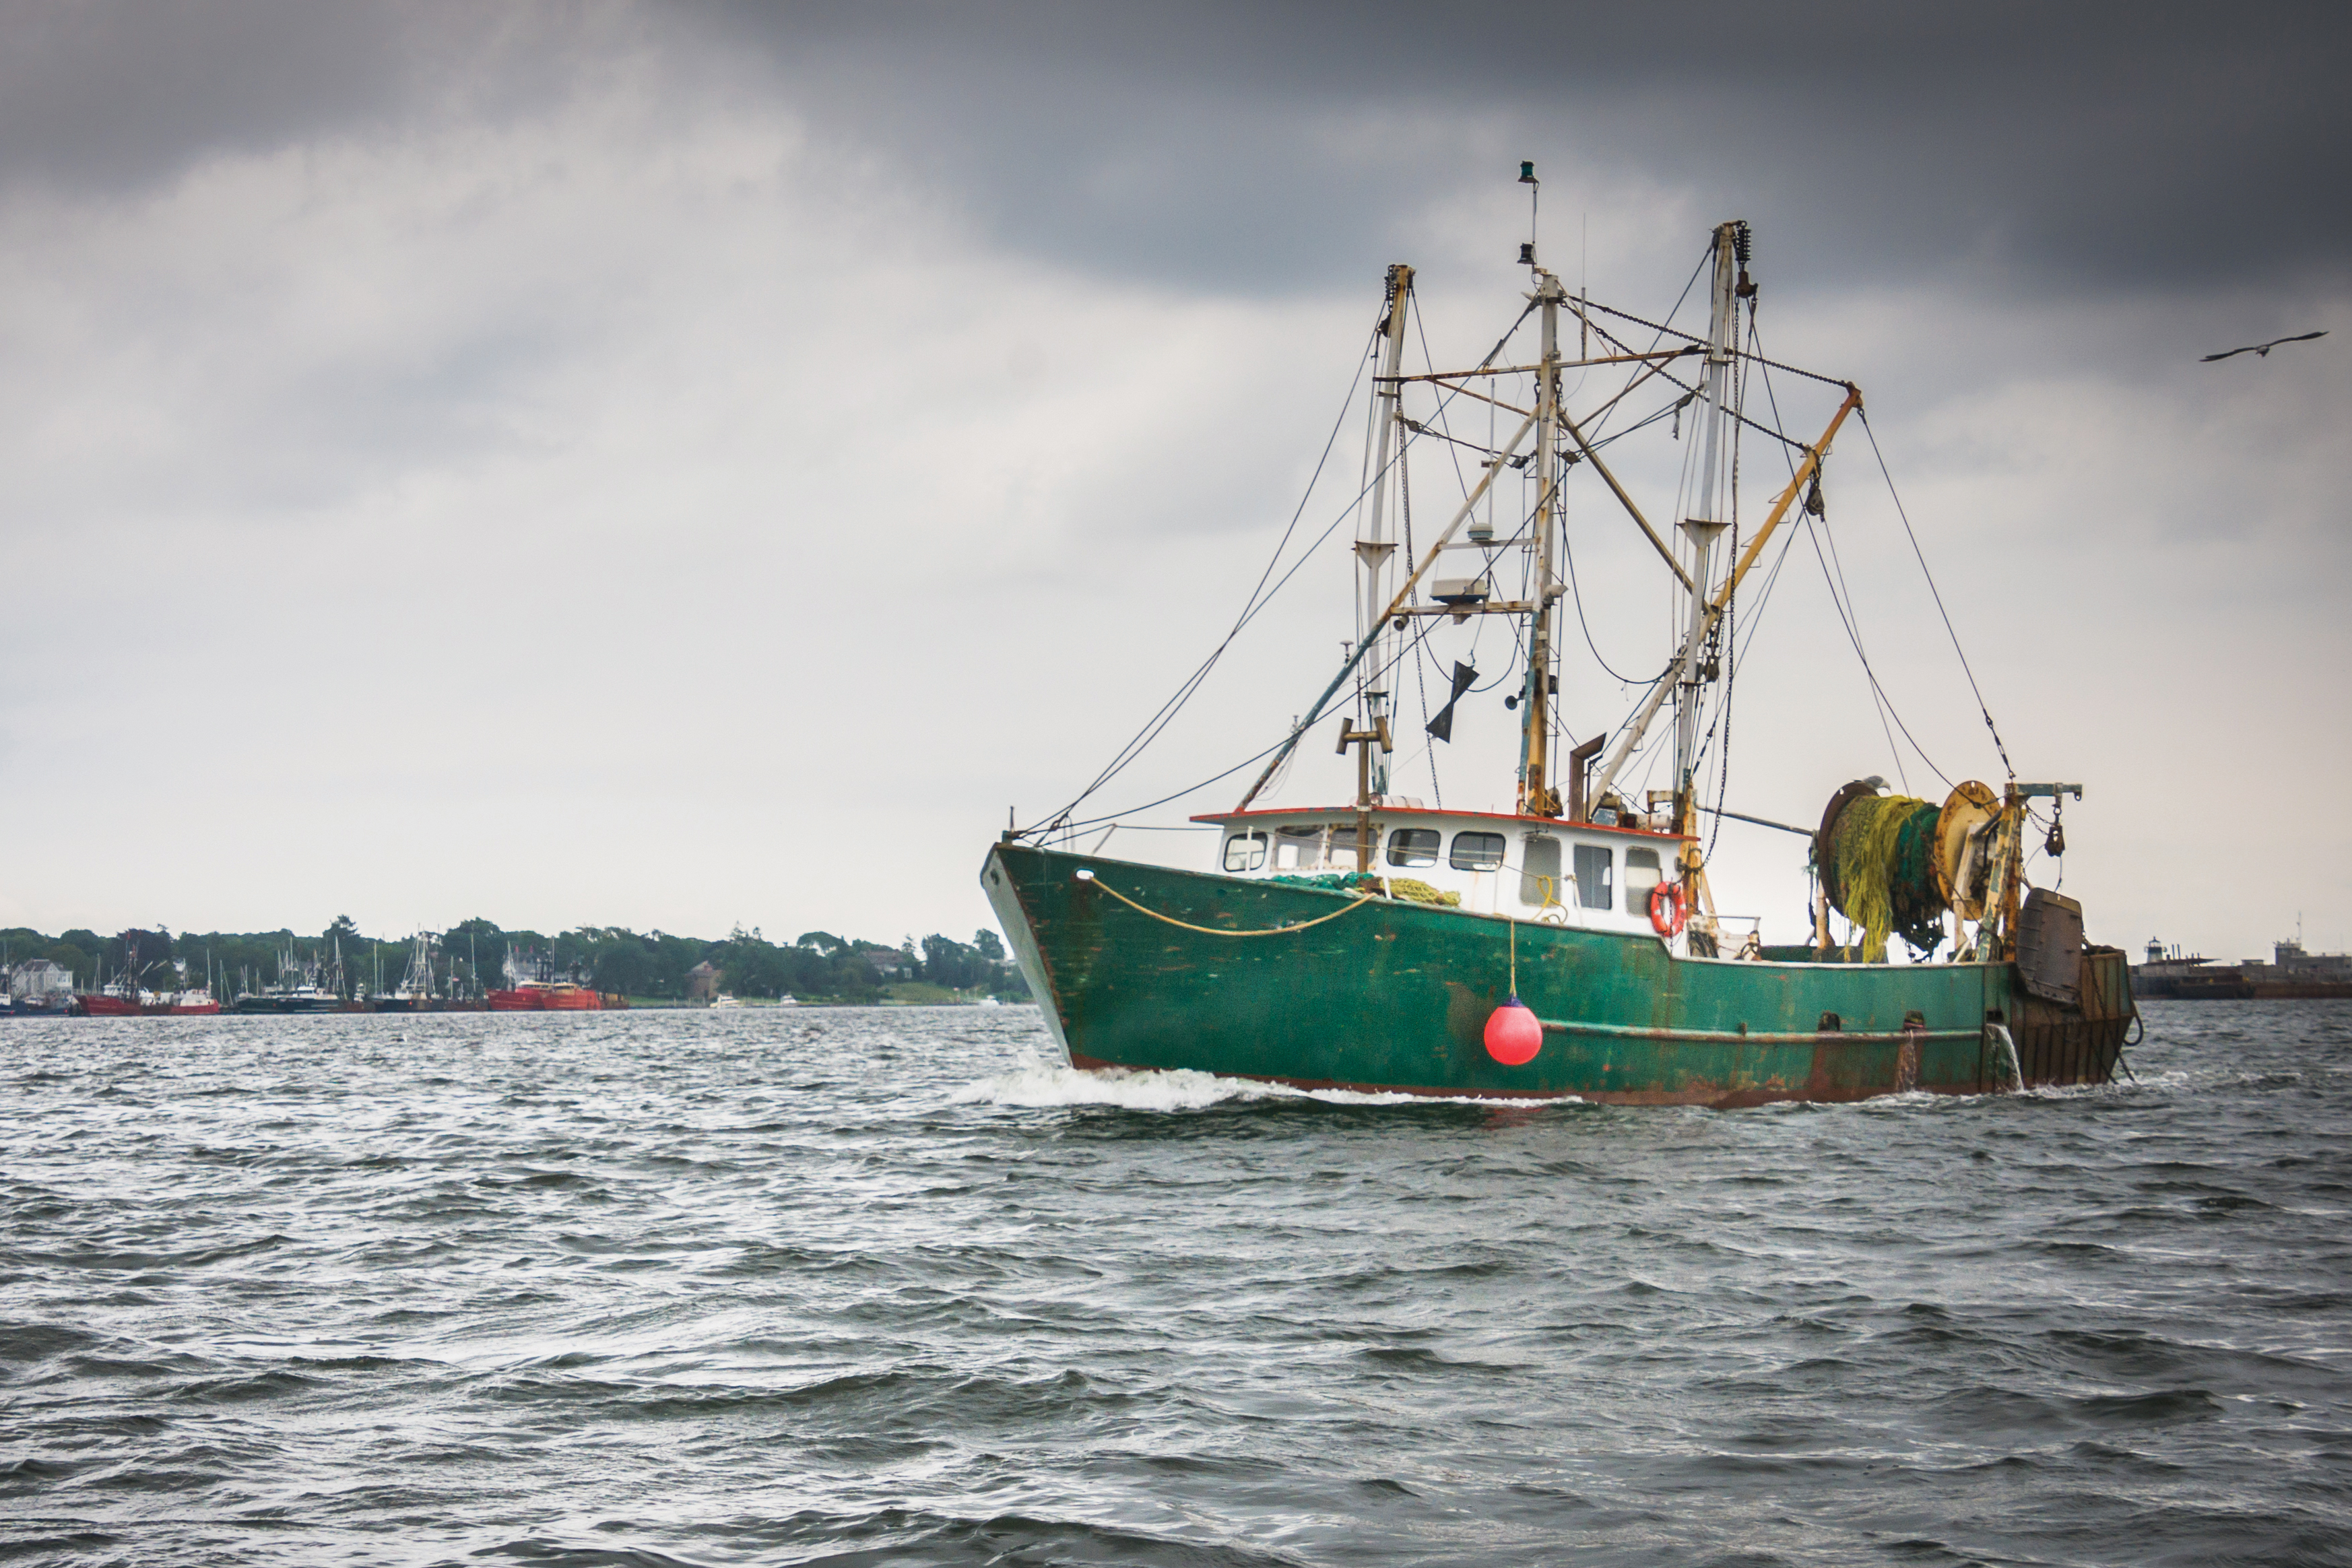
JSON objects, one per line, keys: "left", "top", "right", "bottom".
{"left": 1269, "top": 872, "right": 1461, "bottom": 907}
{"left": 1827, "top": 795, "right": 1947, "bottom": 961}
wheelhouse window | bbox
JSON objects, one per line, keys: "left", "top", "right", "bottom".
{"left": 1276, "top": 823, "right": 1336, "bottom": 870}
{"left": 1573, "top": 843, "right": 1613, "bottom": 910}
{"left": 1624, "top": 847, "right": 1663, "bottom": 915}
{"left": 1222, "top": 830, "right": 1268, "bottom": 872}
{"left": 1521, "top": 835, "right": 1563, "bottom": 905}
{"left": 1450, "top": 831, "right": 1506, "bottom": 871}
{"left": 1387, "top": 828, "right": 1440, "bottom": 868}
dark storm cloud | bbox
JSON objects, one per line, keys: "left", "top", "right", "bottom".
{"left": 683, "top": 1, "right": 2352, "bottom": 297}
{"left": 4, "top": 1, "right": 2344, "bottom": 298}
{"left": 0, "top": 1, "right": 620, "bottom": 191}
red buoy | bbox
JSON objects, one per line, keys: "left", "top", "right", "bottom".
{"left": 1484, "top": 995, "right": 1542, "bottom": 1066}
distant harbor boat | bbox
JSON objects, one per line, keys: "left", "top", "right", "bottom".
{"left": 234, "top": 946, "right": 352, "bottom": 1014}
{"left": 487, "top": 944, "right": 609, "bottom": 1011}
{"left": 5, "top": 960, "right": 77, "bottom": 1018}
{"left": 2133, "top": 936, "right": 2352, "bottom": 1000}
{"left": 372, "top": 932, "right": 443, "bottom": 1012}
{"left": 150, "top": 986, "right": 222, "bottom": 1015}
{"left": 79, "top": 954, "right": 226, "bottom": 1016}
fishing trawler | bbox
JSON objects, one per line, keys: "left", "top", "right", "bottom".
{"left": 5, "top": 960, "right": 77, "bottom": 1018}
{"left": 77, "top": 956, "right": 224, "bottom": 1016}
{"left": 232, "top": 946, "right": 350, "bottom": 1014}
{"left": 487, "top": 945, "right": 606, "bottom": 1011}
{"left": 372, "top": 932, "right": 440, "bottom": 1012}
{"left": 74, "top": 978, "right": 145, "bottom": 1017}
{"left": 983, "top": 179, "right": 2134, "bottom": 1105}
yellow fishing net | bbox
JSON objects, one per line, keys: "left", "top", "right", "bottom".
{"left": 1829, "top": 795, "right": 1945, "bottom": 962}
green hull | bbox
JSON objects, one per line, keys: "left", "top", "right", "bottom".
{"left": 983, "top": 844, "right": 2132, "bottom": 1106}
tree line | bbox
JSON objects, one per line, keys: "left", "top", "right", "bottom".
{"left": 0, "top": 918, "right": 1026, "bottom": 1004}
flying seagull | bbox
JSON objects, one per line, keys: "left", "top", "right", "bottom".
{"left": 2202, "top": 329, "right": 2328, "bottom": 362}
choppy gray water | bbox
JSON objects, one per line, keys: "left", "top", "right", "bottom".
{"left": 1, "top": 1002, "right": 2347, "bottom": 1567}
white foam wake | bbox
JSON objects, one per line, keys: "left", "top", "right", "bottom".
{"left": 952, "top": 1052, "right": 1574, "bottom": 1112}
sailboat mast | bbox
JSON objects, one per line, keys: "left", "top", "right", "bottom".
{"left": 1359, "top": 265, "right": 1414, "bottom": 802}
{"left": 1670, "top": 222, "right": 1743, "bottom": 833}
{"left": 1520, "top": 267, "right": 1568, "bottom": 816}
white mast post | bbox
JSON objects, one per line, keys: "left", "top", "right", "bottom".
{"left": 1520, "top": 263, "right": 1567, "bottom": 816}
{"left": 1513, "top": 159, "right": 1567, "bottom": 819}
{"left": 1359, "top": 265, "right": 1414, "bottom": 806}
{"left": 1671, "top": 222, "right": 1740, "bottom": 828}
{"left": 1336, "top": 264, "right": 1416, "bottom": 872}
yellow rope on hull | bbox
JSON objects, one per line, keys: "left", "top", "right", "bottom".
{"left": 1088, "top": 878, "right": 1377, "bottom": 937}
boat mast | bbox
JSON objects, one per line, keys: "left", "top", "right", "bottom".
{"left": 1671, "top": 222, "right": 1743, "bottom": 844}
{"left": 1520, "top": 263, "right": 1567, "bottom": 816}
{"left": 1358, "top": 265, "right": 1414, "bottom": 803}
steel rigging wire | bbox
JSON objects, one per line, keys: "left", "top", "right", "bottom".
{"left": 1038, "top": 236, "right": 1962, "bottom": 843}
{"left": 1857, "top": 408, "right": 2015, "bottom": 781}
{"left": 1037, "top": 303, "right": 1545, "bottom": 835}
{"left": 1702, "top": 329, "right": 1751, "bottom": 865}
{"left": 1396, "top": 287, "right": 1503, "bottom": 810}
{"left": 1396, "top": 271, "right": 1714, "bottom": 769}
{"left": 1579, "top": 293, "right": 1855, "bottom": 391}
{"left": 1041, "top": 602, "right": 1456, "bottom": 837}
{"left": 1466, "top": 236, "right": 1724, "bottom": 825}
{"left": 1746, "top": 333, "right": 1952, "bottom": 792}
{"left": 1577, "top": 312, "right": 1808, "bottom": 454}
{"left": 1032, "top": 320, "right": 1381, "bottom": 835}
{"left": 1402, "top": 291, "right": 1534, "bottom": 740}
{"left": 1035, "top": 303, "right": 1517, "bottom": 834}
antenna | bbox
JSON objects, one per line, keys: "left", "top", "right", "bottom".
{"left": 1517, "top": 160, "right": 1539, "bottom": 267}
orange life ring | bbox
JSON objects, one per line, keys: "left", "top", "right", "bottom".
{"left": 1649, "top": 880, "right": 1689, "bottom": 938}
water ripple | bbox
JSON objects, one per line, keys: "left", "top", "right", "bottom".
{"left": 0, "top": 1002, "right": 2346, "bottom": 1564}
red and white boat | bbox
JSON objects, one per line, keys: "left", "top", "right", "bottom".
{"left": 77, "top": 985, "right": 143, "bottom": 1016}
{"left": 154, "top": 987, "right": 223, "bottom": 1015}
{"left": 488, "top": 947, "right": 604, "bottom": 1011}
{"left": 75, "top": 979, "right": 222, "bottom": 1016}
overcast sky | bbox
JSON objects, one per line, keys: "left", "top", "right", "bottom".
{"left": 1, "top": 1, "right": 2345, "bottom": 961}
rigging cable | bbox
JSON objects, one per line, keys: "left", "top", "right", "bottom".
{"left": 1579, "top": 314, "right": 1808, "bottom": 455}
{"left": 1808, "top": 513, "right": 1918, "bottom": 792}
{"left": 1398, "top": 438, "right": 1443, "bottom": 808}
{"left": 1858, "top": 409, "right": 2015, "bottom": 781}
{"left": 1033, "top": 321, "right": 1380, "bottom": 832}
{"left": 1577, "top": 295, "right": 1854, "bottom": 391}
{"left": 1706, "top": 315, "right": 1749, "bottom": 867}
{"left": 1749, "top": 344, "right": 1950, "bottom": 792}
{"left": 1041, "top": 319, "right": 1505, "bottom": 835}
{"left": 1577, "top": 247, "right": 1708, "bottom": 447}
{"left": 1557, "top": 452, "right": 1647, "bottom": 686}
{"left": 1047, "top": 587, "right": 1453, "bottom": 835}
{"left": 1399, "top": 420, "right": 1514, "bottom": 462}
{"left": 1409, "top": 293, "right": 1477, "bottom": 502}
